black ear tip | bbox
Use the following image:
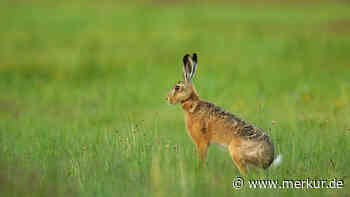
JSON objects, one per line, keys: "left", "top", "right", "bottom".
{"left": 192, "top": 53, "right": 197, "bottom": 62}
{"left": 183, "top": 54, "right": 190, "bottom": 64}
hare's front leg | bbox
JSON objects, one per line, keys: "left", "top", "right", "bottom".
{"left": 193, "top": 138, "right": 209, "bottom": 167}
{"left": 187, "top": 117, "right": 209, "bottom": 166}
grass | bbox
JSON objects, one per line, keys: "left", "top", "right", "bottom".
{"left": 0, "top": 1, "right": 350, "bottom": 196}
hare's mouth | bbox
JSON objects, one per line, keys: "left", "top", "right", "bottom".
{"left": 167, "top": 97, "right": 178, "bottom": 105}
{"left": 167, "top": 99, "right": 175, "bottom": 105}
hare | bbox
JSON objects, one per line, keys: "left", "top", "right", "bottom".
{"left": 167, "top": 53, "right": 277, "bottom": 175}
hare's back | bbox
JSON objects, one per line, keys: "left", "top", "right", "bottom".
{"left": 198, "top": 101, "right": 266, "bottom": 140}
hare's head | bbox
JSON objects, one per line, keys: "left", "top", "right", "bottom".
{"left": 167, "top": 53, "right": 198, "bottom": 104}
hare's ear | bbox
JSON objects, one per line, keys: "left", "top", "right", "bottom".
{"left": 182, "top": 54, "right": 192, "bottom": 82}
{"left": 190, "top": 53, "right": 197, "bottom": 79}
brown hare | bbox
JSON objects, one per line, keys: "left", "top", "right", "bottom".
{"left": 167, "top": 53, "right": 280, "bottom": 175}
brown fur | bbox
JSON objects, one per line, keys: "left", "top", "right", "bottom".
{"left": 167, "top": 54, "right": 275, "bottom": 175}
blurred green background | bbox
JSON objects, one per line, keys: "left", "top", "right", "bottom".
{"left": 0, "top": 0, "right": 349, "bottom": 196}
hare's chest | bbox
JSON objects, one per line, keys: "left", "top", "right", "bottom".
{"left": 185, "top": 114, "right": 209, "bottom": 137}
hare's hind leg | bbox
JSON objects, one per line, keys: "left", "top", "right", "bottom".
{"left": 228, "top": 142, "right": 247, "bottom": 176}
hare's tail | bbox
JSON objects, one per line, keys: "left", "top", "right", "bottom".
{"left": 272, "top": 154, "right": 283, "bottom": 167}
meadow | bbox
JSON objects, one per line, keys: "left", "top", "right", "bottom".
{"left": 0, "top": 1, "right": 349, "bottom": 196}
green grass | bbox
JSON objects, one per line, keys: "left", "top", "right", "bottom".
{"left": 0, "top": 1, "right": 350, "bottom": 196}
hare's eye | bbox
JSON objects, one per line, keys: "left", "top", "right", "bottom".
{"left": 175, "top": 85, "right": 180, "bottom": 90}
